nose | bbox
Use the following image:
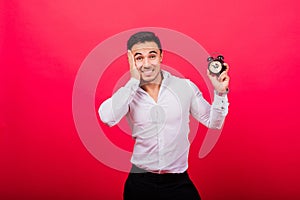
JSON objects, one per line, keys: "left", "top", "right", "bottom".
{"left": 143, "top": 57, "right": 151, "bottom": 68}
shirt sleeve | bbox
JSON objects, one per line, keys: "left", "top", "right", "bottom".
{"left": 188, "top": 80, "right": 229, "bottom": 129}
{"left": 98, "top": 78, "right": 140, "bottom": 127}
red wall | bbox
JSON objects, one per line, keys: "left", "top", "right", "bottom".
{"left": 1, "top": 0, "right": 299, "bottom": 199}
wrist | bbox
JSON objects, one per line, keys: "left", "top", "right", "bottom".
{"left": 215, "top": 88, "right": 229, "bottom": 96}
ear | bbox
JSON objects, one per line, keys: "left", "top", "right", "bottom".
{"left": 160, "top": 52, "right": 163, "bottom": 62}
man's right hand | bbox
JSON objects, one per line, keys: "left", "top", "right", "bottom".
{"left": 127, "top": 50, "right": 140, "bottom": 80}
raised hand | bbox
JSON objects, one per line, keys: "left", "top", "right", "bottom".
{"left": 127, "top": 50, "right": 140, "bottom": 80}
{"left": 207, "top": 63, "right": 230, "bottom": 94}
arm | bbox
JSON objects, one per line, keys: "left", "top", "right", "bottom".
{"left": 189, "top": 81, "right": 229, "bottom": 129}
{"left": 189, "top": 63, "right": 230, "bottom": 129}
{"left": 98, "top": 78, "right": 139, "bottom": 127}
{"left": 98, "top": 50, "right": 141, "bottom": 127}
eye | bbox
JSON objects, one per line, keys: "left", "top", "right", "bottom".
{"left": 149, "top": 54, "right": 157, "bottom": 59}
{"left": 135, "top": 56, "right": 143, "bottom": 61}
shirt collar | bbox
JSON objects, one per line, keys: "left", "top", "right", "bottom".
{"left": 160, "top": 70, "right": 171, "bottom": 86}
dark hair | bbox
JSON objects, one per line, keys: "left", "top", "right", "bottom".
{"left": 127, "top": 31, "right": 162, "bottom": 53}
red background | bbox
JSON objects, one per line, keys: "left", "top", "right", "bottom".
{"left": 1, "top": 0, "right": 300, "bottom": 199}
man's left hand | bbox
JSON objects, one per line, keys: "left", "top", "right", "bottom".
{"left": 207, "top": 63, "right": 230, "bottom": 94}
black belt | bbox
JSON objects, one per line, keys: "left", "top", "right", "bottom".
{"left": 130, "top": 164, "right": 187, "bottom": 176}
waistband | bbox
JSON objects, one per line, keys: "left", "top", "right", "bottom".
{"left": 130, "top": 164, "right": 187, "bottom": 176}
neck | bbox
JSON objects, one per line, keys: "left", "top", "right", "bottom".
{"left": 142, "top": 82, "right": 161, "bottom": 93}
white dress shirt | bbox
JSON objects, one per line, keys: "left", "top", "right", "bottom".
{"left": 99, "top": 70, "right": 229, "bottom": 173}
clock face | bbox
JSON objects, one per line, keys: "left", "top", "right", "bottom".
{"left": 209, "top": 61, "right": 222, "bottom": 74}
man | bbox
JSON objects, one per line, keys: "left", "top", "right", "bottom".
{"left": 99, "top": 31, "right": 229, "bottom": 200}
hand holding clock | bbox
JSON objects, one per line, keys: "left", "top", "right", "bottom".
{"left": 207, "top": 55, "right": 230, "bottom": 95}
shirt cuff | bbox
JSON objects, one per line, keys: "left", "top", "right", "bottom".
{"left": 212, "top": 90, "right": 229, "bottom": 111}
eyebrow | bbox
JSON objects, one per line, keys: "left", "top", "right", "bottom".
{"left": 134, "top": 52, "right": 142, "bottom": 57}
{"left": 149, "top": 50, "right": 158, "bottom": 54}
{"left": 134, "top": 50, "right": 158, "bottom": 57}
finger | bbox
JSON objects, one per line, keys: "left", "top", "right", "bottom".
{"left": 223, "top": 63, "right": 229, "bottom": 72}
{"left": 127, "top": 50, "right": 135, "bottom": 70}
{"left": 207, "top": 69, "right": 215, "bottom": 81}
{"left": 129, "top": 50, "right": 135, "bottom": 62}
{"left": 127, "top": 50, "right": 132, "bottom": 61}
{"left": 218, "top": 71, "right": 229, "bottom": 82}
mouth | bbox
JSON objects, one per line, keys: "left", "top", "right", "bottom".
{"left": 141, "top": 68, "right": 154, "bottom": 76}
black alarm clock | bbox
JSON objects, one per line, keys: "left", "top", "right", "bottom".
{"left": 207, "top": 55, "right": 227, "bottom": 76}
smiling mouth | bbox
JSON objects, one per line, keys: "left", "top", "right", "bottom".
{"left": 141, "top": 68, "right": 154, "bottom": 76}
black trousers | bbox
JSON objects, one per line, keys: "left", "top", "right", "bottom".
{"left": 123, "top": 165, "right": 201, "bottom": 200}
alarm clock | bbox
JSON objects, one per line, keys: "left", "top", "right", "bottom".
{"left": 207, "top": 55, "right": 227, "bottom": 76}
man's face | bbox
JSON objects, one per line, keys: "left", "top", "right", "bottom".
{"left": 131, "top": 41, "right": 163, "bottom": 84}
